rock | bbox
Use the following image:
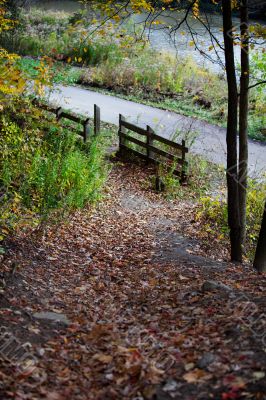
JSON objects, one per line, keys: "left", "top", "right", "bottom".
{"left": 197, "top": 353, "right": 216, "bottom": 369}
{"left": 184, "top": 362, "right": 195, "bottom": 371}
{"left": 163, "top": 379, "right": 179, "bottom": 392}
{"left": 253, "top": 371, "right": 265, "bottom": 380}
{"left": 33, "top": 311, "right": 70, "bottom": 325}
{"left": 201, "top": 280, "right": 232, "bottom": 293}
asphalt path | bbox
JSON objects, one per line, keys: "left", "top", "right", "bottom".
{"left": 48, "top": 84, "right": 265, "bottom": 177}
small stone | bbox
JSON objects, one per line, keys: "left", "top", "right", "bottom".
{"left": 33, "top": 311, "right": 70, "bottom": 325}
{"left": 163, "top": 378, "right": 179, "bottom": 392}
{"left": 37, "top": 348, "right": 45, "bottom": 356}
{"left": 197, "top": 353, "right": 216, "bottom": 369}
{"left": 253, "top": 371, "right": 265, "bottom": 380}
{"left": 184, "top": 362, "right": 195, "bottom": 371}
{"left": 202, "top": 280, "right": 232, "bottom": 293}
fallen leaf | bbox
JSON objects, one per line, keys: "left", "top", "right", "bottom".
{"left": 183, "top": 369, "right": 212, "bottom": 383}
{"left": 92, "top": 354, "right": 113, "bottom": 363}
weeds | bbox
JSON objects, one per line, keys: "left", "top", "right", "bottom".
{"left": 0, "top": 100, "right": 110, "bottom": 240}
{"left": 196, "top": 178, "right": 266, "bottom": 260}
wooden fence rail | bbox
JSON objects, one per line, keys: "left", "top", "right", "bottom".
{"left": 32, "top": 101, "right": 189, "bottom": 181}
{"left": 118, "top": 114, "right": 188, "bottom": 182}
{"left": 32, "top": 99, "right": 101, "bottom": 142}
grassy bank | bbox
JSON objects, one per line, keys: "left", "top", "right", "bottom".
{"left": 0, "top": 98, "right": 113, "bottom": 241}
{"left": 1, "top": 9, "right": 265, "bottom": 142}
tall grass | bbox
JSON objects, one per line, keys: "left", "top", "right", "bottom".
{"left": 0, "top": 103, "right": 109, "bottom": 239}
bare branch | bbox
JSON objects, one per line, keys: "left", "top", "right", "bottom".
{"left": 248, "top": 80, "right": 266, "bottom": 90}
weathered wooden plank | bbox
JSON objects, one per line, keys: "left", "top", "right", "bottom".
{"left": 56, "top": 107, "right": 62, "bottom": 120}
{"left": 119, "top": 132, "right": 148, "bottom": 148}
{"left": 148, "top": 145, "right": 184, "bottom": 165}
{"left": 119, "top": 114, "right": 126, "bottom": 148}
{"left": 119, "top": 132, "right": 187, "bottom": 166}
{"left": 181, "top": 139, "right": 187, "bottom": 182}
{"left": 34, "top": 101, "right": 57, "bottom": 114}
{"left": 83, "top": 118, "right": 90, "bottom": 142}
{"left": 146, "top": 125, "right": 154, "bottom": 161}
{"left": 120, "top": 144, "right": 148, "bottom": 160}
{"left": 59, "top": 111, "right": 84, "bottom": 124}
{"left": 120, "top": 145, "right": 183, "bottom": 176}
{"left": 121, "top": 120, "right": 148, "bottom": 136}
{"left": 151, "top": 133, "right": 188, "bottom": 153}
{"left": 94, "top": 104, "right": 100, "bottom": 135}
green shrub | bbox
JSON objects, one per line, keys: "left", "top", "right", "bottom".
{"left": 0, "top": 105, "right": 109, "bottom": 239}
{"left": 196, "top": 179, "right": 266, "bottom": 260}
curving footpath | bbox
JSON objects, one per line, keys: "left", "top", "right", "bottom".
{"left": 48, "top": 84, "right": 266, "bottom": 177}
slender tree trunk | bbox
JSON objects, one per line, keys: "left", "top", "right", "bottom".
{"left": 239, "top": 0, "right": 249, "bottom": 249}
{"left": 222, "top": 0, "right": 242, "bottom": 262}
{"left": 254, "top": 202, "right": 266, "bottom": 272}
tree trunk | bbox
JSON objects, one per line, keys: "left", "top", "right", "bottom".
{"left": 222, "top": 0, "right": 242, "bottom": 262}
{"left": 239, "top": 0, "right": 249, "bottom": 250}
{"left": 254, "top": 202, "right": 266, "bottom": 272}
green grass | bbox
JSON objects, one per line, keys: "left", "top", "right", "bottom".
{"left": 196, "top": 178, "right": 266, "bottom": 261}
{"left": 17, "top": 58, "right": 82, "bottom": 85}
{"left": 0, "top": 99, "right": 111, "bottom": 239}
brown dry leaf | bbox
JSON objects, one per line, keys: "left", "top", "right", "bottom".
{"left": 183, "top": 369, "right": 212, "bottom": 383}
{"left": 92, "top": 353, "right": 113, "bottom": 363}
{"left": 46, "top": 392, "right": 65, "bottom": 400}
{"left": 179, "top": 274, "right": 189, "bottom": 281}
{"left": 146, "top": 365, "right": 165, "bottom": 384}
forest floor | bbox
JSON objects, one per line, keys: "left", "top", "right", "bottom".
{"left": 0, "top": 161, "right": 266, "bottom": 400}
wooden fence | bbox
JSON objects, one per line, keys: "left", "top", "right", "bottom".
{"left": 118, "top": 114, "right": 188, "bottom": 181}
{"left": 33, "top": 101, "right": 189, "bottom": 181}
{"left": 33, "top": 99, "right": 100, "bottom": 142}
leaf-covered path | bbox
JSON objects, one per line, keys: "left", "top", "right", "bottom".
{"left": 0, "top": 163, "right": 266, "bottom": 400}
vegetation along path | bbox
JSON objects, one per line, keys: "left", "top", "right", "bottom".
{"left": 49, "top": 84, "right": 266, "bottom": 177}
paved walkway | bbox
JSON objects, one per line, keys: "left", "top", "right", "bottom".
{"left": 48, "top": 84, "right": 266, "bottom": 177}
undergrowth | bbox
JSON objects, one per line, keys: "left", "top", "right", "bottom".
{"left": 196, "top": 179, "right": 266, "bottom": 261}
{"left": 0, "top": 99, "right": 110, "bottom": 240}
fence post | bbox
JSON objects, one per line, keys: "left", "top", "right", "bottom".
{"left": 94, "top": 104, "right": 100, "bottom": 135}
{"left": 181, "top": 139, "right": 187, "bottom": 183}
{"left": 56, "top": 107, "right": 62, "bottom": 121}
{"left": 146, "top": 125, "right": 154, "bottom": 162}
{"left": 83, "top": 118, "right": 90, "bottom": 143}
{"left": 119, "top": 114, "right": 126, "bottom": 152}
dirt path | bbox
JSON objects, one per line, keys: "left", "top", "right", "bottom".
{"left": 0, "top": 163, "right": 265, "bottom": 400}
{"left": 49, "top": 84, "right": 266, "bottom": 177}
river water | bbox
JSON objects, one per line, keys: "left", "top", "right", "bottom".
{"left": 34, "top": 0, "right": 264, "bottom": 73}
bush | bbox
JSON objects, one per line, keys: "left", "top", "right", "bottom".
{"left": 0, "top": 103, "right": 109, "bottom": 239}
{"left": 196, "top": 179, "right": 266, "bottom": 260}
